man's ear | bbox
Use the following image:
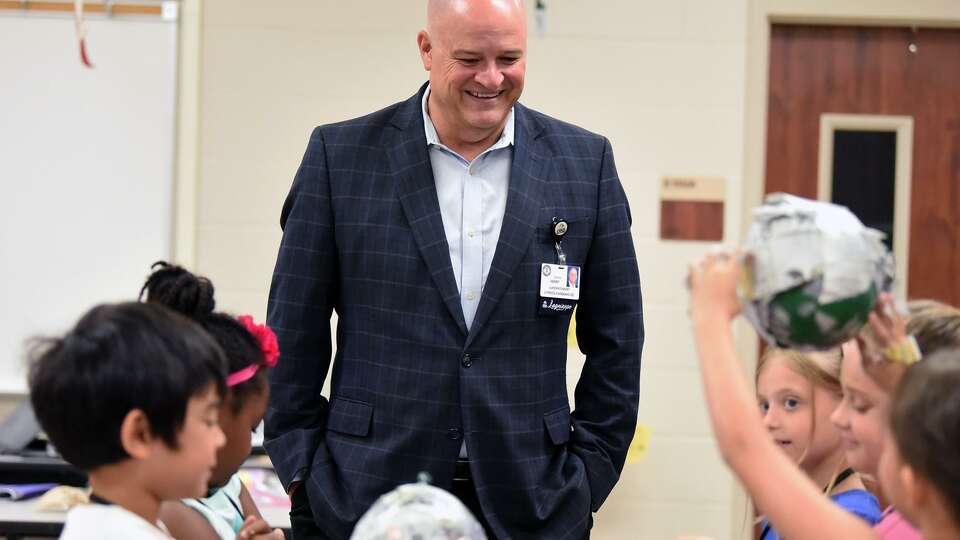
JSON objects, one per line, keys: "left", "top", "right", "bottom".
{"left": 119, "top": 409, "right": 155, "bottom": 460}
{"left": 417, "top": 30, "right": 433, "bottom": 71}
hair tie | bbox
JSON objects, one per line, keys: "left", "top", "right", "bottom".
{"left": 227, "top": 315, "right": 279, "bottom": 387}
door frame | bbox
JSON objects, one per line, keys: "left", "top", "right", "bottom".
{"left": 174, "top": 0, "right": 202, "bottom": 268}
{"left": 818, "top": 114, "right": 914, "bottom": 300}
{"left": 735, "top": 2, "right": 960, "bottom": 539}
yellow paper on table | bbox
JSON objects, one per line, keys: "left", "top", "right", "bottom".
{"left": 626, "top": 424, "right": 651, "bottom": 465}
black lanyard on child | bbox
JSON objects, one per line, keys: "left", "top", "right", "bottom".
{"left": 758, "top": 468, "right": 855, "bottom": 540}
{"left": 831, "top": 467, "right": 855, "bottom": 488}
{"left": 89, "top": 492, "right": 116, "bottom": 505}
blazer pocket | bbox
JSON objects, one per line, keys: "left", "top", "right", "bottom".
{"left": 327, "top": 397, "right": 374, "bottom": 437}
{"left": 536, "top": 211, "right": 594, "bottom": 268}
{"left": 543, "top": 405, "right": 572, "bottom": 445}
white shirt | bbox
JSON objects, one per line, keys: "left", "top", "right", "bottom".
{"left": 60, "top": 504, "right": 172, "bottom": 539}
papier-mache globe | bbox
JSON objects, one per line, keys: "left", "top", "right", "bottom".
{"left": 739, "top": 193, "right": 895, "bottom": 350}
{"left": 350, "top": 481, "right": 487, "bottom": 540}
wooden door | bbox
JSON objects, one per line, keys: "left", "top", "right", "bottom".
{"left": 765, "top": 25, "right": 960, "bottom": 306}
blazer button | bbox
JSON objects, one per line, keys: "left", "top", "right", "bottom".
{"left": 461, "top": 354, "right": 472, "bottom": 368}
{"left": 447, "top": 428, "right": 462, "bottom": 440}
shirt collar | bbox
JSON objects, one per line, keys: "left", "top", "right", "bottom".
{"left": 421, "top": 85, "right": 515, "bottom": 152}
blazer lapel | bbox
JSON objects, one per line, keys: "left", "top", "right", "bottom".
{"left": 386, "top": 88, "right": 468, "bottom": 336}
{"left": 466, "top": 105, "right": 548, "bottom": 348}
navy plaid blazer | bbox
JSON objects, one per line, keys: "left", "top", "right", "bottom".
{"left": 265, "top": 84, "right": 643, "bottom": 540}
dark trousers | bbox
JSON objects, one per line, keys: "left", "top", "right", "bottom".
{"left": 451, "top": 459, "right": 499, "bottom": 539}
{"left": 450, "top": 459, "right": 591, "bottom": 540}
{"left": 289, "top": 485, "right": 331, "bottom": 540}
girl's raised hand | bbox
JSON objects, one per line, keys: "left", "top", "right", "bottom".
{"left": 859, "top": 292, "right": 915, "bottom": 392}
{"left": 864, "top": 293, "right": 907, "bottom": 351}
{"left": 688, "top": 250, "right": 743, "bottom": 324}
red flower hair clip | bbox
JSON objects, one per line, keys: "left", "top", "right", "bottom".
{"left": 227, "top": 315, "right": 280, "bottom": 387}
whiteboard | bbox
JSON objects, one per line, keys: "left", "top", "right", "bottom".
{"left": 0, "top": 13, "right": 178, "bottom": 393}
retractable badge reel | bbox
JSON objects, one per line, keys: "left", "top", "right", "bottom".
{"left": 538, "top": 217, "right": 578, "bottom": 315}
{"left": 552, "top": 217, "right": 568, "bottom": 264}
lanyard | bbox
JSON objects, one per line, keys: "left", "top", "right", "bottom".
{"left": 551, "top": 217, "right": 568, "bottom": 264}
{"left": 89, "top": 492, "right": 115, "bottom": 505}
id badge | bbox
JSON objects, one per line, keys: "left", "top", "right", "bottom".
{"left": 538, "top": 263, "right": 580, "bottom": 315}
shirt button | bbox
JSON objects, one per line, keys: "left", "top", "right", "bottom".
{"left": 462, "top": 354, "right": 472, "bottom": 368}
{"left": 465, "top": 292, "right": 477, "bottom": 301}
{"left": 448, "top": 428, "right": 462, "bottom": 440}
{"left": 467, "top": 230, "right": 477, "bottom": 238}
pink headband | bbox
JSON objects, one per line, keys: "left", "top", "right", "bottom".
{"left": 227, "top": 315, "right": 279, "bottom": 387}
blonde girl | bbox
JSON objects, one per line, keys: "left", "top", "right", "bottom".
{"left": 755, "top": 347, "right": 881, "bottom": 539}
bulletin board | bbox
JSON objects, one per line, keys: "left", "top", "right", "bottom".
{"left": 0, "top": 5, "right": 179, "bottom": 393}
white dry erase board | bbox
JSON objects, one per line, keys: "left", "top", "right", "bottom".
{"left": 0, "top": 10, "right": 178, "bottom": 393}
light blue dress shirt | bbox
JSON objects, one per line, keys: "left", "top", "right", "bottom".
{"left": 423, "top": 87, "right": 514, "bottom": 459}
{"left": 422, "top": 86, "right": 514, "bottom": 332}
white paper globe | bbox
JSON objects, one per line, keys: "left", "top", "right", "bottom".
{"left": 350, "top": 481, "right": 487, "bottom": 540}
{"left": 740, "top": 193, "right": 894, "bottom": 350}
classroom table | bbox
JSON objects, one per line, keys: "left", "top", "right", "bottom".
{"left": 0, "top": 467, "right": 291, "bottom": 538}
{"left": 0, "top": 497, "right": 62, "bottom": 538}
{"left": 0, "top": 454, "right": 86, "bottom": 487}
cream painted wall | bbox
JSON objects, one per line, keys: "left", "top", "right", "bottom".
{"left": 195, "top": 1, "right": 747, "bottom": 538}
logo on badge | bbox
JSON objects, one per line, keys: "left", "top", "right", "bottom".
{"left": 541, "top": 299, "right": 574, "bottom": 312}
{"left": 542, "top": 265, "right": 551, "bottom": 276}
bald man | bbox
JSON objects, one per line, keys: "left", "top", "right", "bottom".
{"left": 265, "top": 1, "right": 643, "bottom": 538}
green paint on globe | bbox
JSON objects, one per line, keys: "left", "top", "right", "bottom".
{"left": 768, "top": 281, "right": 878, "bottom": 349}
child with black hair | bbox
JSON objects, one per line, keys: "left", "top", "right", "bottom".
{"left": 141, "top": 262, "right": 284, "bottom": 540}
{"left": 28, "top": 302, "right": 227, "bottom": 539}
